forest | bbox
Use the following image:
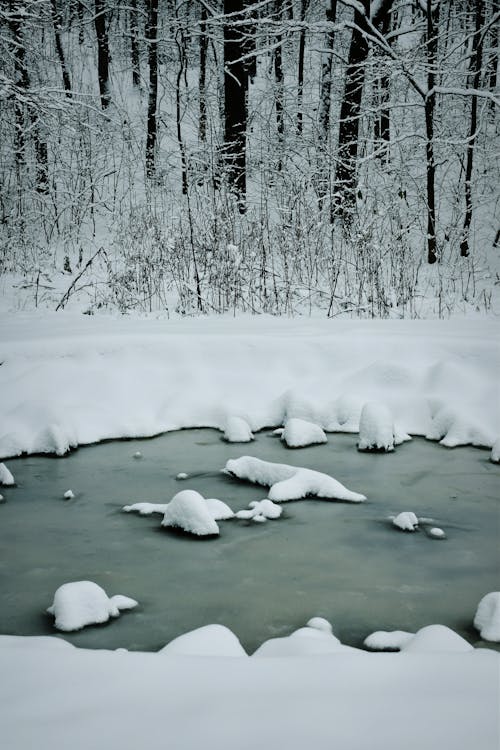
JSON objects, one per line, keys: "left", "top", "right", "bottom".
{"left": 1, "top": 0, "right": 498, "bottom": 317}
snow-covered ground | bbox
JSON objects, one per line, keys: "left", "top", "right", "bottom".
{"left": 0, "top": 311, "right": 499, "bottom": 747}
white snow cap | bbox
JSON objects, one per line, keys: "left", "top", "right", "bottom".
{"left": 281, "top": 418, "right": 327, "bottom": 448}
{"left": 159, "top": 625, "right": 247, "bottom": 657}
{"left": 63, "top": 490, "right": 74, "bottom": 500}
{"left": 123, "top": 502, "right": 168, "bottom": 515}
{"left": 392, "top": 511, "right": 419, "bottom": 531}
{"left": 47, "top": 581, "right": 138, "bottom": 632}
{"left": 133, "top": 451, "right": 142, "bottom": 459}
{"left": 223, "top": 416, "right": 254, "bottom": 443}
{"left": 0, "top": 463, "right": 14, "bottom": 486}
{"left": 124, "top": 495, "right": 233, "bottom": 522}
{"left": 474, "top": 592, "right": 500, "bottom": 642}
{"left": 224, "top": 456, "right": 366, "bottom": 503}
{"left": 358, "top": 402, "right": 395, "bottom": 452}
{"left": 429, "top": 527, "right": 446, "bottom": 539}
{"left": 401, "top": 625, "right": 473, "bottom": 653}
{"left": 306, "top": 617, "right": 333, "bottom": 634}
{"left": 236, "top": 498, "right": 282, "bottom": 521}
{"left": 176, "top": 472, "right": 188, "bottom": 480}
{"left": 491, "top": 438, "right": 500, "bottom": 463}
{"left": 161, "top": 490, "right": 220, "bottom": 536}
{"left": 364, "top": 630, "right": 415, "bottom": 651}
{"left": 205, "top": 497, "right": 234, "bottom": 520}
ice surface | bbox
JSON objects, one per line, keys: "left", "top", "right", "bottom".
{"left": 392, "top": 511, "right": 419, "bottom": 531}
{"left": 0, "top": 463, "right": 14, "bottom": 486}
{"left": 161, "top": 490, "right": 220, "bottom": 536}
{"left": 474, "top": 592, "right": 500, "bottom": 642}
{"left": 223, "top": 416, "right": 254, "bottom": 443}
{"left": 224, "top": 456, "right": 366, "bottom": 503}
{"left": 281, "top": 418, "right": 327, "bottom": 448}
{"left": 47, "top": 581, "right": 138, "bottom": 632}
{"left": 159, "top": 624, "right": 247, "bottom": 657}
{"left": 358, "top": 402, "right": 395, "bottom": 452}
{"left": 364, "top": 630, "right": 415, "bottom": 651}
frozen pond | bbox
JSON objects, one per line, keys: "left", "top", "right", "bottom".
{"left": 0, "top": 430, "right": 498, "bottom": 653}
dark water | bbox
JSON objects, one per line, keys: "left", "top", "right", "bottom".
{"left": 0, "top": 430, "right": 498, "bottom": 654}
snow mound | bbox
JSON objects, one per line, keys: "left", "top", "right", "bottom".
{"left": 47, "top": 581, "right": 138, "bottom": 632}
{"left": 358, "top": 402, "right": 395, "bottom": 452}
{"left": 223, "top": 416, "right": 254, "bottom": 443}
{"left": 364, "top": 630, "right": 415, "bottom": 651}
{"left": 253, "top": 619, "right": 362, "bottom": 657}
{"left": 161, "top": 490, "right": 219, "bottom": 536}
{"left": 123, "top": 502, "right": 168, "bottom": 515}
{"left": 236, "top": 498, "right": 282, "bottom": 521}
{"left": 474, "top": 592, "right": 500, "bottom": 642}
{"left": 281, "top": 418, "right": 327, "bottom": 448}
{"left": 159, "top": 625, "right": 247, "bottom": 657}
{"left": 0, "top": 463, "right": 14, "bottom": 486}
{"left": 0, "top": 635, "right": 74, "bottom": 650}
{"left": 224, "top": 456, "right": 366, "bottom": 503}
{"left": 426, "top": 406, "right": 493, "bottom": 448}
{"left": 133, "top": 451, "right": 142, "bottom": 459}
{"left": 205, "top": 497, "right": 234, "bottom": 520}
{"left": 176, "top": 472, "right": 188, "bottom": 480}
{"left": 63, "top": 490, "right": 74, "bottom": 500}
{"left": 392, "top": 511, "right": 419, "bottom": 531}
{"left": 401, "top": 625, "right": 473, "bottom": 653}
{"left": 429, "top": 527, "right": 446, "bottom": 539}
{"left": 491, "top": 439, "right": 500, "bottom": 463}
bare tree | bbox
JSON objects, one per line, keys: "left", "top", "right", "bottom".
{"left": 95, "top": 0, "right": 110, "bottom": 109}
{"left": 145, "top": 0, "right": 159, "bottom": 179}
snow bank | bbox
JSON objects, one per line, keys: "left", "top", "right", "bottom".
{"left": 253, "top": 619, "right": 364, "bottom": 657}
{"left": 281, "top": 418, "right": 327, "bottom": 448}
{"left": 224, "top": 456, "right": 366, "bottom": 503}
{"left": 223, "top": 416, "right": 254, "bottom": 443}
{"left": 0, "top": 316, "right": 498, "bottom": 459}
{"left": 159, "top": 625, "right": 247, "bottom": 657}
{"left": 236, "top": 498, "right": 282, "bottom": 522}
{"left": 161, "top": 490, "right": 220, "bottom": 536}
{"left": 364, "top": 630, "right": 415, "bottom": 651}
{"left": 474, "top": 592, "right": 500, "bottom": 642}
{"left": 47, "top": 581, "right": 138, "bottom": 632}
{"left": 392, "top": 512, "right": 419, "bottom": 531}
{"left": 0, "top": 463, "right": 14, "bottom": 485}
{"left": 401, "top": 625, "right": 473, "bottom": 653}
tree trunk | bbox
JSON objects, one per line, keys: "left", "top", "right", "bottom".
{"left": 460, "top": 0, "right": 485, "bottom": 258}
{"left": 223, "top": 0, "right": 249, "bottom": 208}
{"left": 199, "top": 4, "right": 208, "bottom": 142}
{"left": 374, "top": 9, "right": 391, "bottom": 161}
{"left": 146, "top": 0, "right": 159, "bottom": 179}
{"left": 130, "top": 0, "right": 141, "bottom": 86}
{"left": 296, "top": 0, "right": 309, "bottom": 135}
{"left": 425, "top": 0, "right": 438, "bottom": 264}
{"left": 94, "top": 0, "right": 110, "bottom": 109}
{"left": 274, "top": 1, "right": 284, "bottom": 171}
{"left": 317, "top": 0, "right": 337, "bottom": 144}
{"left": 50, "top": 0, "right": 72, "bottom": 96}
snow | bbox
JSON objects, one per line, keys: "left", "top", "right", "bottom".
{"left": 392, "top": 511, "right": 419, "bottom": 531}
{"left": 161, "top": 490, "right": 220, "bottom": 536}
{"left": 123, "top": 502, "right": 168, "bottom": 515}
{"left": 159, "top": 625, "right": 247, "bottom": 657}
{"left": 63, "top": 490, "right": 74, "bottom": 499}
{"left": 205, "top": 497, "right": 235, "bottom": 520}
{"left": 491, "top": 439, "right": 500, "bottom": 463}
{"left": 364, "top": 630, "right": 415, "bottom": 651}
{"left": 236, "top": 498, "right": 282, "bottom": 521}
{"left": 0, "top": 463, "right": 14, "bottom": 485}
{"left": 133, "top": 451, "right": 142, "bottom": 459}
{"left": 401, "top": 625, "right": 473, "bottom": 653}
{"left": 0, "top": 316, "right": 498, "bottom": 459}
{"left": 429, "top": 527, "right": 446, "bottom": 539}
{"left": 281, "top": 418, "right": 327, "bottom": 448}
{"left": 474, "top": 592, "right": 500, "bottom": 642}
{"left": 224, "top": 456, "right": 366, "bottom": 503}
{"left": 176, "top": 472, "right": 188, "bottom": 479}
{"left": 223, "top": 416, "right": 254, "bottom": 443}
{"left": 253, "top": 620, "right": 364, "bottom": 657}
{"left": 358, "top": 401, "right": 396, "bottom": 451}
{"left": 124, "top": 495, "right": 234, "bottom": 521}
{"left": 46, "top": 581, "right": 138, "bottom": 632}
{"left": 306, "top": 617, "right": 333, "bottom": 633}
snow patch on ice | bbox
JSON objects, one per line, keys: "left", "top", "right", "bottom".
{"left": 223, "top": 416, "right": 254, "bottom": 443}
{"left": 224, "top": 456, "right": 366, "bottom": 503}
{"left": 176, "top": 472, "right": 188, "bottom": 480}
{"left": 364, "top": 630, "right": 415, "bottom": 651}
{"left": 236, "top": 498, "right": 282, "bottom": 521}
{"left": 63, "top": 490, "right": 74, "bottom": 500}
{"left": 159, "top": 625, "right": 247, "bottom": 657}
{"left": 391, "top": 512, "right": 419, "bottom": 531}
{"left": 0, "top": 463, "right": 14, "bottom": 486}
{"left": 161, "top": 490, "right": 220, "bottom": 536}
{"left": 123, "top": 502, "right": 169, "bottom": 515}
{"left": 47, "top": 581, "right": 138, "bottom": 632}
{"left": 429, "top": 527, "right": 446, "bottom": 539}
{"left": 474, "top": 592, "right": 500, "bottom": 642}
{"left": 281, "top": 418, "right": 327, "bottom": 448}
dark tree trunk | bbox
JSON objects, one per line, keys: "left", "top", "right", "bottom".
{"left": 50, "top": 0, "right": 72, "bottom": 96}
{"left": 77, "top": 1, "right": 85, "bottom": 44}
{"left": 274, "top": 1, "right": 284, "bottom": 170}
{"left": 461, "top": 0, "right": 485, "bottom": 258}
{"left": 425, "top": 0, "right": 438, "bottom": 264}
{"left": 333, "top": 1, "right": 369, "bottom": 218}
{"left": 296, "top": 0, "right": 309, "bottom": 135}
{"left": 374, "top": 9, "right": 391, "bottom": 161}
{"left": 94, "top": 0, "right": 110, "bottom": 109}
{"left": 317, "top": 0, "right": 337, "bottom": 144}
{"left": 146, "top": 0, "right": 159, "bottom": 179}
{"left": 223, "top": 0, "right": 249, "bottom": 208}
{"left": 130, "top": 0, "right": 141, "bottom": 86}
{"left": 199, "top": 4, "right": 208, "bottom": 142}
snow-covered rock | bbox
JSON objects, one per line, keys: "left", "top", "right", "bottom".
{"left": 47, "top": 581, "right": 138, "bottom": 632}
{"left": 429, "top": 527, "right": 446, "bottom": 539}
{"left": 176, "top": 472, "right": 188, "bottom": 480}
{"left": 224, "top": 456, "right": 366, "bottom": 503}
{"left": 124, "top": 495, "right": 233, "bottom": 522}
{"left": 123, "top": 502, "right": 168, "bottom": 515}
{"left": 63, "top": 490, "right": 74, "bottom": 500}
{"left": 0, "top": 463, "right": 14, "bottom": 486}
{"left": 364, "top": 630, "right": 415, "bottom": 651}
{"left": 161, "top": 490, "right": 220, "bottom": 536}
{"left": 223, "top": 416, "right": 254, "bottom": 443}
{"left": 491, "top": 438, "right": 500, "bottom": 463}
{"left": 401, "top": 625, "right": 473, "bottom": 653}
{"left": 159, "top": 625, "right": 247, "bottom": 657}
{"left": 236, "top": 498, "right": 282, "bottom": 521}
{"left": 253, "top": 619, "right": 362, "bottom": 657}
{"left": 281, "top": 418, "right": 327, "bottom": 448}
{"left": 205, "top": 497, "right": 234, "bottom": 520}
{"left": 133, "top": 451, "right": 142, "bottom": 459}
{"left": 358, "top": 402, "right": 395, "bottom": 452}
{"left": 392, "top": 511, "right": 419, "bottom": 531}
{"left": 474, "top": 592, "right": 500, "bottom": 642}
{"left": 306, "top": 617, "right": 333, "bottom": 634}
